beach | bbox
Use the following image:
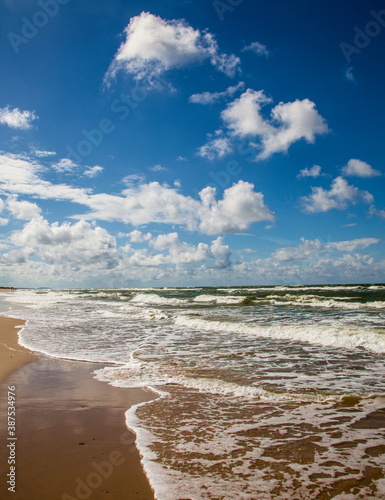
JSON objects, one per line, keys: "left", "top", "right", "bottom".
{"left": 0, "top": 315, "right": 156, "bottom": 500}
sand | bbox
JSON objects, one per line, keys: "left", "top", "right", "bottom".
{"left": 0, "top": 317, "right": 35, "bottom": 382}
{"left": 0, "top": 315, "right": 156, "bottom": 500}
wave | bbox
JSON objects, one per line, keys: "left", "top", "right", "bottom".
{"left": 129, "top": 293, "right": 189, "bottom": 306}
{"left": 174, "top": 315, "right": 385, "bottom": 354}
{"left": 193, "top": 294, "right": 249, "bottom": 305}
{"left": 259, "top": 294, "right": 385, "bottom": 309}
{"left": 95, "top": 362, "right": 338, "bottom": 403}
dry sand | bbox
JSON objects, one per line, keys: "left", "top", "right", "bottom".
{"left": 0, "top": 315, "right": 156, "bottom": 500}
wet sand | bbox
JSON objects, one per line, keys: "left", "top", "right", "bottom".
{"left": 0, "top": 316, "right": 156, "bottom": 500}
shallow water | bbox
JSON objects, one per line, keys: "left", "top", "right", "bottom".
{"left": 3, "top": 285, "right": 385, "bottom": 499}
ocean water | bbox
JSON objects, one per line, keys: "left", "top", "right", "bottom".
{"left": 2, "top": 285, "right": 385, "bottom": 499}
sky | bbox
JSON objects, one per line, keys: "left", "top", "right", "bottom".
{"left": 0, "top": 0, "right": 384, "bottom": 288}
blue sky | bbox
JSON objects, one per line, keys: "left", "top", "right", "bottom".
{"left": 0, "top": 0, "right": 384, "bottom": 287}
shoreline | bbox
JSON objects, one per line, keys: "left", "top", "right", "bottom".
{"left": 0, "top": 317, "right": 36, "bottom": 382}
{"left": 0, "top": 315, "right": 156, "bottom": 499}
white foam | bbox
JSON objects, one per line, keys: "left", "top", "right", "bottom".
{"left": 260, "top": 294, "right": 385, "bottom": 309}
{"left": 130, "top": 293, "right": 189, "bottom": 306}
{"left": 174, "top": 315, "right": 385, "bottom": 353}
{"left": 193, "top": 294, "right": 246, "bottom": 305}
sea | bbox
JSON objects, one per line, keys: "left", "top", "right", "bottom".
{"left": 2, "top": 285, "right": 385, "bottom": 500}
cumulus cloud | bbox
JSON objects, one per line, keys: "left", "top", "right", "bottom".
{"left": 127, "top": 230, "right": 152, "bottom": 243}
{"left": 6, "top": 196, "right": 41, "bottom": 220}
{"left": 148, "top": 232, "right": 231, "bottom": 267}
{"left": 210, "top": 236, "right": 231, "bottom": 268}
{"left": 221, "top": 89, "right": 272, "bottom": 138}
{"left": 297, "top": 165, "right": 322, "bottom": 178}
{"left": 301, "top": 177, "right": 374, "bottom": 213}
{"left": 0, "top": 106, "right": 38, "bottom": 129}
{"left": 0, "top": 198, "right": 7, "bottom": 226}
{"left": 341, "top": 159, "right": 381, "bottom": 178}
{"left": 198, "top": 135, "right": 233, "bottom": 160}
{"left": 78, "top": 181, "right": 274, "bottom": 235}
{"left": 272, "top": 237, "right": 380, "bottom": 262}
{"left": 0, "top": 153, "right": 273, "bottom": 236}
{"left": 150, "top": 232, "right": 212, "bottom": 265}
{"left": 242, "top": 41, "right": 270, "bottom": 57}
{"left": 199, "top": 89, "right": 329, "bottom": 160}
{"left": 11, "top": 218, "right": 120, "bottom": 270}
{"left": 198, "top": 181, "right": 275, "bottom": 234}
{"left": 272, "top": 238, "right": 324, "bottom": 261}
{"left": 189, "top": 82, "right": 245, "bottom": 105}
{"left": 106, "top": 12, "right": 240, "bottom": 83}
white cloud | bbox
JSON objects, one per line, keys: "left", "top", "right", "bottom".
{"left": 198, "top": 181, "right": 275, "bottom": 234}
{"left": 0, "top": 106, "right": 38, "bottom": 129}
{"left": 0, "top": 198, "right": 8, "bottom": 225}
{"left": 6, "top": 195, "right": 41, "bottom": 220}
{"left": 210, "top": 236, "right": 231, "bottom": 268}
{"left": 0, "top": 153, "right": 90, "bottom": 205}
{"left": 242, "top": 41, "right": 270, "bottom": 57}
{"left": 221, "top": 89, "right": 272, "bottom": 138}
{"left": 198, "top": 135, "right": 233, "bottom": 160}
{"left": 126, "top": 249, "right": 166, "bottom": 267}
{"left": 74, "top": 180, "right": 274, "bottom": 236}
{"left": 0, "top": 153, "right": 42, "bottom": 184}
{"left": 106, "top": 12, "right": 240, "bottom": 83}
{"left": 341, "top": 159, "right": 381, "bottom": 178}
{"left": 201, "top": 89, "right": 329, "bottom": 160}
{"left": 256, "top": 97, "right": 329, "bottom": 159}
{"left": 0, "top": 153, "right": 273, "bottom": 236}
{"left": 301, "top": 177, "right": 374, "bottom": 213}
{"left": 149, "top": 164, "right": 168, "bottom": 172}
{"left": 83, "top": 165, "right": 104, "bottom": 177}
{"left": 272, "top": 237, "right": 380, "bottom": 262}
{"left": 127, "top": 230, "right": 152, "bottom": 243}
{"left": 328, "top": 238, "right": 380, "bottom": 252}
{"left": 272, "top": 238, "right": 324, "bottom": 261}
{"left": 148, "top": 232, "right": 231, "bottom": 267}
{"left": 150, "top": 232, "right": 213, "bottom": 265}
{"left": 369, "top": 205, "right": 385, "bottom": 219}
{"left": 189, "top": 82, "right": 245, "bottom": 105}
{"left": 11, "top": 217, "right": 120, "bottom": 270}
{"left": 32, "top": 150, "right": 56, "bottom": 158}
{"left": 297, "top": 165, "right": 322, "bottom": 178}
{"left": 52, "top": 158, "right": 78, "bottom": 172}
